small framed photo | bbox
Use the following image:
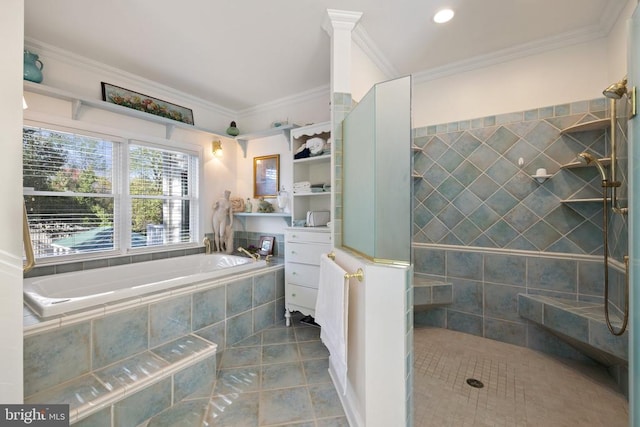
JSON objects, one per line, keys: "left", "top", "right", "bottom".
{"left": 258, "top": 235, "right": 275, "bottom": 256}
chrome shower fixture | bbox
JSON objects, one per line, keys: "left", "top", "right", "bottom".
{"left": 602, "top": 77, "right": 637, "bottom": 117}
{"left": 603, "top": 77, "right": 628, "bottom": 99}
{"left": 577, "top": 152, "right": 609, "bottom": 184}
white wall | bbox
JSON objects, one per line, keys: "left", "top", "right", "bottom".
{"left": 606, "top": 0, "right": 639, "bottom": 82}
{"left": 0, "top": 0, "right": 25, "bottom": 403}
{"left": 351, "top": 42, "right": 389, "bottom": 103}
{"left": 24, "top": 39, "right": 235, "bottom": 134}
{"left": 412, "top": 38, "right": 610, "bottom": 127}
{"left": 412, "top": 0, "right": 639, "bottom": 129}
{"left": 22, "top": 42, "right": 331, "bottom": 238}
{"left": 233, "top": 133, "right": 292, "bottom": 235}
{"left": 235, "top": 89, "right": 330, "bottom": 132}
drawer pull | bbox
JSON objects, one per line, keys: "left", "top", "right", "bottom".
{"left": 291, "top": 250, "right": 296, "bottom": 254}
{"left": 291, "top": 293, "right": 296, "bottom": 297}
{"left": 292, "top": 272, "right": 297, "bottom": 275}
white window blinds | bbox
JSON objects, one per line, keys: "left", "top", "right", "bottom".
{"left": 128, "top": 143, "right": 198, "bottom": 246}
{"left": 23, "top": 125, "right": 199, "bottom": 260}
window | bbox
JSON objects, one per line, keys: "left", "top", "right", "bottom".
{"left": 23, "top": 124, "right": 200, "bottom": 261}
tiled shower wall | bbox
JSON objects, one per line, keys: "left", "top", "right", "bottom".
{"left": 412, "top": 98, "right": 629, "bottom": 360}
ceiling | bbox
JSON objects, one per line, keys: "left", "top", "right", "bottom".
{"left": 24, "top": 0, "right": 626, "bottom": 113}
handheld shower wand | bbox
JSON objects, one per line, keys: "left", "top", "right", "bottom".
{"left": 577, "top": 152, "right": 628, "bottom": 336}
{"left": 577, "top": 152, "right": 608, "bottom": 184}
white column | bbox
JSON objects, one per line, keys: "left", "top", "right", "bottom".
{"left": 324, "top": 9, "right": 362, "bottom": 95}
{"left": 0, "top": 0, "right": 25, "bottom": 403}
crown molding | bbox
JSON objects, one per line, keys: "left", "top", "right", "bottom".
{"left": 413, "top": 25, "right": 608, "bottom": 84}
{"left": 237, "top": 84, "right": 330, "bottom": 118}
{"left": 413, "top": 1, "right": 627, "bottom": 85}
{"left": 24, "top": 37, "right": 236, "bottom": 118}
{"left": 352, "top": 25, "right": 399, "bottom": 79}
{"left": 323, "top": 9, "right": 363, "bottom": 36}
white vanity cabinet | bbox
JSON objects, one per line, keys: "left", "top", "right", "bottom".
{"left": 284, "top": 227, "right": 331, "bottom": 326}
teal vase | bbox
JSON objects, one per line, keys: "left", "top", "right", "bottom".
{"left": 226, "top": 121, "right": 239, "bottom": 136}
{"left": 24, "top": 51, "right": 44, "bottom": 83}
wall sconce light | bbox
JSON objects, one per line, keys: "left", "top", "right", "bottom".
{"left": 212, "top": 140, "right": 223, "bottom": 157}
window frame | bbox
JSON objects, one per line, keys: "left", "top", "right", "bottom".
{"left": 23, "top": 118, "right": 202, "bottom": 265}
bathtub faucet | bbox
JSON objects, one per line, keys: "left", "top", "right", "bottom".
{"left": 237, "top": 247, "right": 260, "bottom": 261}
{"left": 203, "top": 236, "right": 212, "bottom": 254}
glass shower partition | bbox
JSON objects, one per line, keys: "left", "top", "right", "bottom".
{"left": 341, "top": 76, "right": 412, "bottom": 263}
{"left": 629, "top": 4, "right": 640, "bottom": 425}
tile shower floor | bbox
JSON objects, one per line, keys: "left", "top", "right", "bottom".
{"left": 414, "top": 327, "right": 629, "bottom": 427}
{"left": 144, "top": 312, "right": 347, "bottom": 427}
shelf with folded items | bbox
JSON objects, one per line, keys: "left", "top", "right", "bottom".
{"left": 290, "top": 122, "right": 332, "bottom": 227}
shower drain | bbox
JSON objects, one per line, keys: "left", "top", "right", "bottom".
{"left": 466, "top": 378, "right": 484, "bottom": 388}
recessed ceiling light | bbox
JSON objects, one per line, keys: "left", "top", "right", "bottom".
{"left": 433, "top": 8, "right": 454, "bottom": 24}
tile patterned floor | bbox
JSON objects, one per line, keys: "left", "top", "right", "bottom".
{"left": 144, "top": 322, "right": 628, "bottom": 426}
{"left": 144, "top": 313, "right": 347, "bottom": 427}
{"left": 414, "top": 327, "right": 629, "bottom": 427}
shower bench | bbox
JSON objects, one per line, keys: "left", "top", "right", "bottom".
{"left": 414, "top": 276, "right": 453, "bottom": 309}
{"left": 518, "top": 294, "right": 627, "bottom": 365}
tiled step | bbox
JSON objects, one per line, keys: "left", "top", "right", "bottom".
{"left": 25, "top": 334, "right": 217, "bottom": 425}
{"left": 518, "top": 294, "right": 627, "bottom": 365}
{"left": 414, "top": 276, "right": 453, "bottom": 309}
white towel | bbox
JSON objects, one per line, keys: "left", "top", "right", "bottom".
{"left": 293, "top": 181, "right": 311, "bottom": 194}
{"left": 315, "top": 254, "right": 349, "bottom": 395}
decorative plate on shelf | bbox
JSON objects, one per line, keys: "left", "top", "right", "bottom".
{"left": 230, "top": 197, "right": 245, "bottom": 212}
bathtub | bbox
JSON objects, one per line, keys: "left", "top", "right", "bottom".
{"left": 24, "top": 254, "right": 266, "bottom": 318}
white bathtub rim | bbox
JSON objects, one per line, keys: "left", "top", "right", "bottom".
{"left": 24, "top": 254, "right": 271, "bottom": 325}
{"left": 24, "top": 261, "right": 282, "bottom": 336}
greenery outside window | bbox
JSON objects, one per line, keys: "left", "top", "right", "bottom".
{"left": 23, "top": 124, "right": 200, "bottom": 261}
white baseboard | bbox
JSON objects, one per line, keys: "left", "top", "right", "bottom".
{"left": 328, "top": 359, "right": 363, "bottom": 427}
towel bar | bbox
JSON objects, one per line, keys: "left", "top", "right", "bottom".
{"left": 344, "top": 268, "right": 364, "bottom": 282}
{"left": 326, "top": 252, "right": 363, "bottom": 282}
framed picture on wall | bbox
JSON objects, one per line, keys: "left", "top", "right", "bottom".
{"left": 253, "top": 154, "right": 279, "bottom": 198}
{"left": 101, "top": 82, "right": 194, "bottom": 125}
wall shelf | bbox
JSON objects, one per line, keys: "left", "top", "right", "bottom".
{"left": 236, "top": 124, "right": 299, "bottom": 158}
{"left": 293, "top": 154, "right": 330, "bottom": 164}
{"left": 290, "top": 122, "right": 332, "bottom": 227}
{"left": 561, "top": 198, "right": 609, "bottom": 203}
{"left": 561, "top": 157, "right": 611, "bottom": 169}
{"left": 560, "top": 118, "right": 610, "bottom": 134}
{"left": 531, "top": 174, "right": 552, "bottom": 183}
{"left": 291, "top": 192, "right": 330, "bottom": 197}
{"left": 23, "top": 81, "right": 228, "bottom": 140}
{"left": 233, "top": 212, "right": 291, "bottom": 227}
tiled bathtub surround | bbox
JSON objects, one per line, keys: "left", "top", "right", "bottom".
{"left": 23, "top": 263, "right": 284, "bottom": 423}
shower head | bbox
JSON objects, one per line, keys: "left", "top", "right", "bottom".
{"left": 603, "top": 78, "right": 628, "bottom": 99}
{"left": 578, "top": 152, "right": 608, "bottom": 183}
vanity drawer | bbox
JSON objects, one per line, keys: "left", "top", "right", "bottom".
{"left": 285, "top": 283, "right": 318, "bottom": 310}
{"left": 286, "top": 229, "right": 331, "bottom": 244}
{"left": 286, "top": 242, "right": 331, "bottom": 265}
{"left": 285, "top": 263, "right": 321, "bottom": 288}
